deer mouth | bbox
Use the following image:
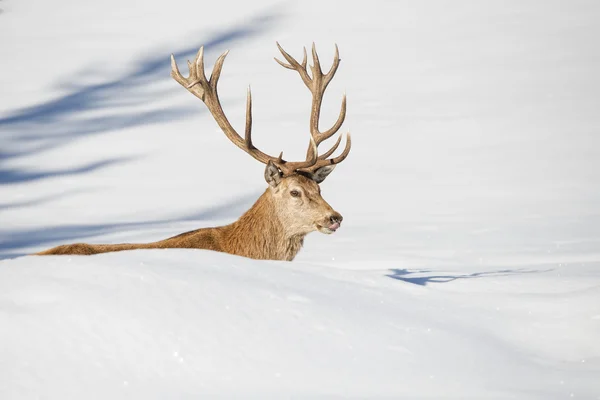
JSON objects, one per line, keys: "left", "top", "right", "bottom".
{"left": 317, "top": 222, "right": 341, "bottom": 234}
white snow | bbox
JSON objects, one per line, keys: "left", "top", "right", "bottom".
{"left": 1, "top": 0, "right": 599, "bottom": 398}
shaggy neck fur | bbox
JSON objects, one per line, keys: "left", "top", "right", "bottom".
{"left": 221, "top": 189, "right": 306, "bottom": 261}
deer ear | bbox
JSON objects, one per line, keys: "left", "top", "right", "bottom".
{"left": 311, "top": 165, "right": 336, "bottom": 184}
{"left": 264, "top": 161, "right": 282, "bottom": 187}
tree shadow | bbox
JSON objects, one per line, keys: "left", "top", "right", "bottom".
{"left": 0, "top": 189, "right": 88, "bottom": 211}
{"left": 0, "top": 9, "right": 279, "bottom": 188}
{"left": 0, "top": 157, "right": 134, "bottom": 185}
{"left": 0, "top": 190, "right": 262, "bottom": 260}
{"left": 386, "top": 268, "right": 549, "bottom": 286}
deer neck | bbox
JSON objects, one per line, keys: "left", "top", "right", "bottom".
{"left": 225, "top": 189, "right": 305, "bottom": 261}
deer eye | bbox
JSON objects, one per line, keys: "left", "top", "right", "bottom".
{"left": 290, "top": 190, "right": 301, "bottom": 198}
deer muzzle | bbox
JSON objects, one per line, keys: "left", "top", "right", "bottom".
{"left": 318, "top": 212, "right": 343, "bottom": 234}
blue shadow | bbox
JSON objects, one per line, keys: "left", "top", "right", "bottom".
{"left": 0, "top": 10, "right": 279, "bottom": 190}
{"left": 387, "top": 268, "right": 548, "bottom": 285}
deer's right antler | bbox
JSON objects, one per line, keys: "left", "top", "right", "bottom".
{"left": 170, "top": 44, "right": 350, "bottom": 177}
{"left": 274, "top": 43, "right": 352, "bottom": 174}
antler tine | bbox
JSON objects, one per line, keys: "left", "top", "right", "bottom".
{"left": 323, "top": 44, "right": 340, "bottom": 87}
{"left": 170, "top": 54, "right": 182, "bottom": 78}
{"left": 317, "top": 134, "right": 342, "bottom": 160}
{"left": 330, "top": 131, "right": 352, "bottom": 164}
{"left": 275, "top": 42, "right": 312, "bottom": 87}
{"left": 300, "top": 132, "right": 352, "bottom": 173}
{"left": 274, "top": 42, "right": 300, "bottom": 67}
{"left": 311, "top": 42, "right": 322, "bottom": 75}
{"left": 306, "top": 45, "right": 346, "bottom": 154}
{"left": 171, "top": 53, "right": 205, "bottom": 101}
{"left": 312, "top": 92, "right": 347, "bottom": 149}
{"left": 193, "top": 46, "right": 208, "bottom": 85}
{"left": 274, "top": 57, "right": 295, "bottom": 70}
{"left": 330, "top": 131, "right": 351, "bottom": 164}
{"left": 209, "top": 50, "right": 229, "bottom": 90}
{"left": 245, "top": 86, "right": 253, "bottom": 147}
{"left": 301, "top": 46, "right": 308, "bottom": 69}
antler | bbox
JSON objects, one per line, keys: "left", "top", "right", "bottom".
{"left": 274, "top": 42, "right": 351, "bottom": 173}
{"left": 170, "top": 44, "right": 350, "bottom": 177}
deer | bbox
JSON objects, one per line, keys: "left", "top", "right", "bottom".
{"left": 35, "top": 43, "right": 351, "bottom": 261}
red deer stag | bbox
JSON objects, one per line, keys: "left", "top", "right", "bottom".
{"left": 36, "top": 43, "right": 351, "bottom": 261}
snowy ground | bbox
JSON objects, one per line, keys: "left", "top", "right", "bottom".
{"left": 1, "top": 0, "right": 600, "bottom": 398}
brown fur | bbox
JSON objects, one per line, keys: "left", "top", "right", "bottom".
{"left": 35, "top": 175, "right": 342, "bottom": 261}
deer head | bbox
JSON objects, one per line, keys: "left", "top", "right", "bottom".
{"left": 170, "top": 43, "right": 351, "bottom": 236}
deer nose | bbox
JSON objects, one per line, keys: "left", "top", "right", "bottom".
{"left": 330, "top": 213, "right": 343, "bottom": 225}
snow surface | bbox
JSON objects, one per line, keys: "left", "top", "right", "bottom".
{"left": 1, "top": 0, "right": 600, "bottom": 398}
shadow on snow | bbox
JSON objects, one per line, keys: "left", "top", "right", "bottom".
{"left": 0, "top": 10, "right": 279, "bottom": 190}
{"left": 387, "top": 268, "right": 549, "bottom": 286}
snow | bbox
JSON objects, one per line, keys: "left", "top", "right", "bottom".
{"left": 2, "top": 253, "right": 599, "bottom": 399}
{"left": 1, "top": 0, "right": 600, "bottom": 398}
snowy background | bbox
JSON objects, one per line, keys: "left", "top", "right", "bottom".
{"left": 1, "top": 0, "right": 599, "bottom": 398}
